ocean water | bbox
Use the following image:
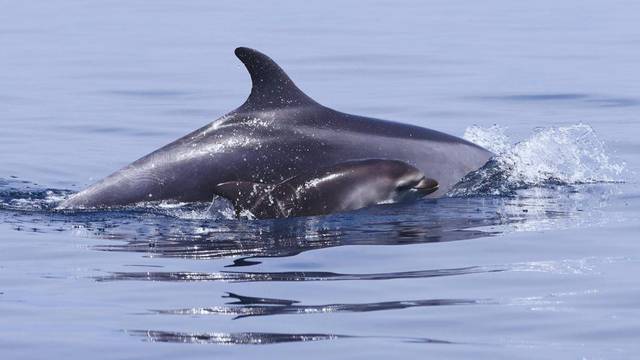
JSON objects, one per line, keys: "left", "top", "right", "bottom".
{"left": 1, "top": 1, "right": 640, "bottom": 358}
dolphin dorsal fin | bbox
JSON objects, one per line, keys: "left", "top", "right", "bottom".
{"left": 234, "top": 47, "right": 318, "bottom": 111}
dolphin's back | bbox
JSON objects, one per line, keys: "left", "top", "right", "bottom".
{"left": 59, "top": 48, "right": 492, "bottom": 209}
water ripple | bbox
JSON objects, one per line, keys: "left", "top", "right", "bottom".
{"left": 96, "top": 265, "right": 502, "bottom": 283}
{"left": 126, "top": 330, "right": 456, "bottom": 345}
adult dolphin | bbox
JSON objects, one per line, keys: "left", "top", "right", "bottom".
{"left": 59, "top": 47, "right": 493, "bottom": 209}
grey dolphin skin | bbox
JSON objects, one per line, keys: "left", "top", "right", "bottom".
{"left": 214, "top": 159, "right": 439, "bottom": 219}
{"left": 59, "top": 47, "right": 493, "bottom": 214}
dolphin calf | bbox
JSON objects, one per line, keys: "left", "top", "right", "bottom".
{"left": 59, "top": 47, "right": 493, "bottom": 211}
{"left": 214, "top": 159, "right": 439, "bottom": 219}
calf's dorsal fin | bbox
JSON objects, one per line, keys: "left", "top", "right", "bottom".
{"left": 234, "top": 47, "right": 319, "bottom": 110}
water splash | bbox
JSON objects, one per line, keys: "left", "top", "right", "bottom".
{"left": 0, "top": 178, "right": 72, "bottom": 211}
{"left": 452, "top": 124, "right": 625, "bottom": 196}
{"left": 463, "top": 124, "right": 512, "bottom": 155}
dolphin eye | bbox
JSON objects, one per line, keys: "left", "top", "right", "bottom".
{"left": 396, "top": 178, "right": 421, "bottom": 192}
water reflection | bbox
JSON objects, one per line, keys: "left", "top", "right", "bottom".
{"left": 90, "top": 191, "right": 584, "bottom": 268}
{"left": 99, "top": 257, "right": 612, "bottom": 283}
{"left": 0, "top": 178, "right": 621, "bottom": 350}
{"left": 1, "top": 178, "right": 602, "bottom": 270}
{"left": 127, "top": 330, "right": 347, "bottom": 345}
{"left": 98, "top": 265, "right": 503, "bottom": 282}
{"left": 127, "top": 330, "right": 455, "bottom": 345}
{"left": 151, "top": 292, "right": 486, "bottom": 319}
{"left": 94, "top": 210, "right": 500, "bottom": 265}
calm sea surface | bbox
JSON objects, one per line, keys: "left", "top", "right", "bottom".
{"left": 1, "top": 1, "right": 639, "bottom": 359}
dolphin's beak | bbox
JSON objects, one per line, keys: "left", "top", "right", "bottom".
{"left": 413, "top": 177, "right": 439, "bottom": 195}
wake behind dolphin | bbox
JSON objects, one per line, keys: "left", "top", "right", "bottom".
{"left": 59, "top": 47, "right": 493, "bottom": 217}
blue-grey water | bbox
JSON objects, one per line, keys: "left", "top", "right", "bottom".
{"left": 1, "top": 1, "right": 639, "bottom": 358}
